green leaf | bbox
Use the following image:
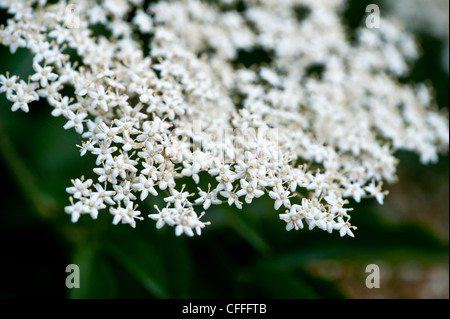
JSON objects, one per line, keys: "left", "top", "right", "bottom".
{"left": 68, "top": 243, "right": 117, "bottom": 299}
{"left": 103, "top": 232, "right": 170, "bottom": 298}
{"left": 246, "top": 261, "right": 319, "bottom": 298}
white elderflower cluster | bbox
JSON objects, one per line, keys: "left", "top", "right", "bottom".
{"left": 0, "top": 0, "right": 448, "bottom": 237}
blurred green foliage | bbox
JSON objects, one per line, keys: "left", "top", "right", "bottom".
{"left": 0, "top": 1, "right": 448, "bottom": 299}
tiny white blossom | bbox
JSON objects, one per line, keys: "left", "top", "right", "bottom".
{"left": 110, "top": 200, "right": 142, "bottom": 228}
{"left": 305, "top": 207, "right": 327, "bottom": 231}
{"left": 334, "top": 217, "right": 356, "bottom": 238}
{"left": 0, "top": 73, "right": 18, "bottom": 96}
{"left": 149, "top": 205, "right": 176, "bottom": 229}
{"left": 65, "top": 199, "right": 87, "bottom": 223}
{"left": 365, "top": 181, "right": 386, "bottom": 205}
{"left": 63, "top": 110, "right": 87, "bottom": 134}
{"left": 279, "top": 205, "right": 305, "bottom": 231}
{"left": 269, "top": 183, "right": 292, "bottom": 210}
{"left": 220, "top": 190, "right": 243, "bottom": 209}
{"left": 88, "top": 84, "right": 112, "bottom": 112}
{"left": 213, "top": 166, "right": 236, "bottom": 192}
{"left": 91, "top": 183, "right": 116, "bottom": 206}
{"left": 236, "top": 179, "right": 265, "bottom": 204}
{"left": 164, "top": 185, "right": 192, "bottom": 208}
{"left": 132, "top": 174, "right": 158, "bottom": 201}
{"left": 195, "top": 184, "right": 222, "bottom": 210}
{"left": 133, "top": 10, "right": 153, "bottom": 34}
{"left": 113, "top": 181, "right": 137, "bottom": 202}
{"left": 8, "top": 86, "right": 36, "bottom": 113}
{"left": 66, "top": 177, "right": 93, "bottom": 199}
{"left": 51, "top": 96, "right": 75, "bottom": 117}
{"left": 83, "top": 195, "right": 106, "bottom": 220}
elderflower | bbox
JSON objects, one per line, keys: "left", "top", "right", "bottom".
{"left": 0, "top": 0, "right": 448, "bottom": 239}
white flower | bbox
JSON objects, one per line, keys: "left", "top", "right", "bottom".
{"left": 63, "top": 110, "right": 87, "bottom": 134}
{"left": 65, "top": 199, "right": 87, "bottom": 223}
{"left": 191, "top": 213, "right": 209, "bottom": 236}
{"left": 3, "top": 30, "right": 26, "bottom": 54}
{"left": 172, "top": 208, "right": 207, "bottom": 237}
{"left": 141, "top": 161, "right": 159, "bottom": 181}
{"left": 51, "top": 95, "right": 75, "bottom": 117}
{"left": 132, "top": 174, "right": 158, "bottom": 201}
{"left": 306, "top": 173, "right": 328, "bottom": 196}
{"left": 39, "top": 80, "right": 62, "bottom": 99}
{"left": 133, "top": 10, "right": 153, "bottom": 34}
{"left": 66, "top": 177, "right": 93, "bottom": 199}
{"left": 30, "top": 41, "right": 53, "bottom": 64}
{"left": 269, "top": 183, "right": 292, "bottom": 210}
{"left": 91, "top": 183, "right": 116, "bottom": 206}
{"left": 90, "top": 140, "right": 117, "bottom": 165}
{"left": 219, "top": 190, "right": 243, "bottom": 209}
{"left": 7, "top": 86, "right": 36, "bottom": 113}
{"left": 324, "top": 194, "right": 350, "bottom": 216}
{"left": 83, "top": 195, "right": 106, "bottom": 220}
{"left": 88, "top": 84, "right": 112, "bottom": 112}
{"left": 174, "top": 216, "right": 195, "bottom": 237}
{"left": 181, "top": 161, "right": 202, "bottom": 184}
{"left": 89, "top": 5, "right": 108, "bottom": 25}
{"left": 213, "top": 167, "right": 236, "bottom": 192}
{"left": 323, "top": 214, "right": 336, "bottom": 234}
{"left": 137, "top": 141, "right": 165, "bottom": 163}
{"left": 279, "top": 205, "right": 305, "bottom": 231}
{"left": 136, "top": 120, "right": 164, "bottom": 143}
{"left": 149, "top": 205, "right": 175, "bottom": 229}
{"left": 158, "top": 169, "right": 176, "bottom": 190}
{"left": 333, "top": 217, "right": 356, "bottom": 238}
{"left": 107, "top": 153, "right": 138, "bottom": 180}
{"left": 305, "top": 207, "right": 327, "bottom": 231}
{"left": 164, "top": 185, "right": 192, "bottom": 208}
{"left": 96, "top": 122, "right": 121, "bottom": 141}
{"left": 113, "top": 181, "right": 137, "bottom": 202}
{"left": 110, "top": 200, "right": 142, "bottom": 228}
{"left": 0, "top": 73, "right": 17, "bottom": 96}
{"left": 365, "top": 181, "right": 386, "bottom": 205}
{"left": 104, "top": 0, "right": 129, "bottom": 18}
{"left": 93, "top": 163, "right": 119, "bottom": 184}
{"left": 195, "top": 184, "right": 221, "bottom": 210}
{"left": 343, "top": 183, "right": 366, "bottom": 203}
{"left": 77, "top": 138, "right": 97, "bottom": 156}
